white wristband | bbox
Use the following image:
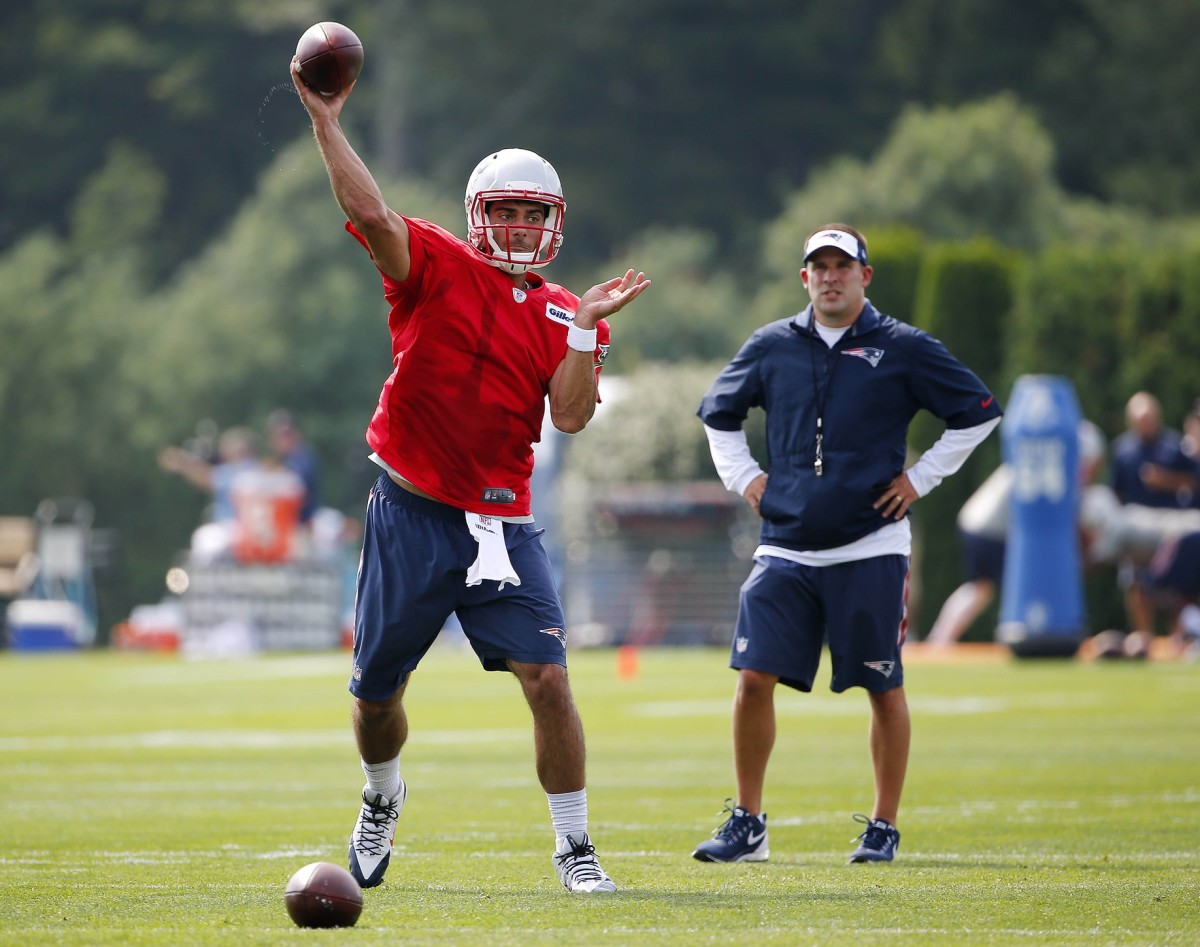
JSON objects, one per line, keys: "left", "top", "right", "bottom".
{"left": 566, "top": 323, "right": 598, "bottom": 353}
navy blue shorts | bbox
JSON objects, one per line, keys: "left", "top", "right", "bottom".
{"left": 730, "top": 554, "right": 909, "bottom": 694}
{"left": 1146, "top": 531, "right": 1200, "bottom": 599}
{"left": 959, "top": 529, "right": 1005, "bottom": 584}
{"left": 350, "top": 474, "right": 567, "bottom": 701}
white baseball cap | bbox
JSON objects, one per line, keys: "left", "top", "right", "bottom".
{"left": 803, "top": 229, "right": 868, "bottom": 265}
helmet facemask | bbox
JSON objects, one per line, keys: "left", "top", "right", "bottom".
{"left": 465, "top": 149, "right": 565, "bottom": 274}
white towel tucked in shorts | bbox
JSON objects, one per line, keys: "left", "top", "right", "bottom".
{"left": 465, "top": 512, "right": 521, "bottom": 590}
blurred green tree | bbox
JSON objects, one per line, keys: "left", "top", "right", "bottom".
{"left": 563, "top": 361, "right": 765, "bottom": 485}
{"left": 905, "top": 241, "right": 1015, "bottom": 638}
{"left": 0, "top": 0, "right": 343, "bottom": 276}
{"left": 580, "top": 228, "right": 748, "bottom": 373}
{"left": 873, "top": 0, "right": 1200, "bottom": 215}
{"left": 763, "top": 95, "right": 1068, "bottom": 255}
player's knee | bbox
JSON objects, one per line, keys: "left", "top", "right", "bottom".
{"left": 868, "top": 685, "right": 907, "bottom": 715}
{"left": 736, "top": 668, "right": 777, "bottom": 700}
{"left": 513, "top": 662, "right": 570, "bottom": 706}
{"left": 354, "top": 691, "right": 403, "bottom": 722}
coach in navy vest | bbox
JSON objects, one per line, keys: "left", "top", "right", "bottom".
{"left": 692, "top": 223, "right": 1002, "bottom": 865}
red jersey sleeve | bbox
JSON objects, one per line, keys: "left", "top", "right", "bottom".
{"left": 595, "top": 319, "right": 611, "bottom": 401}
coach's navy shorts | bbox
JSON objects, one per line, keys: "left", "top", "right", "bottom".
{"left": 349, "top": 474, "right": 567, "bottom": 701}
{"left": 730, "top": 554, "right": 909, "bottom": 694}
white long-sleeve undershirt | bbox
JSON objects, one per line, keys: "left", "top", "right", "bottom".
{"left": 704, "top": 416, "right": 1000, "bottom": 564}
{"left": 703, "top": 415, "right": 1001, "bottom": 499}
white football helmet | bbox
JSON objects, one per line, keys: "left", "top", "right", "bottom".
{"left": 464, "top": 149, "right": 565, "bottom": 273}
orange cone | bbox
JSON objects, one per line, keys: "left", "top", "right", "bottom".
{"left": 616, "top": 644, "right": 639, "bottom": 680}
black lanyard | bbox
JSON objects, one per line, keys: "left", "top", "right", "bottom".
{"left": 808, "top": 320, "right": 843, "bottom": 477}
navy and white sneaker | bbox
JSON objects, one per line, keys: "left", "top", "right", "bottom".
{"left": 348, "top": 780, "right": 405, "bottom": 888}
{"left": 849, "top": 813, "right": 900, "bottom": 863}
{"left": 692, "top": 799, "right": 769, "bottom": 863}
{"left": 553, "top": 833, "right": 616, "bottom": 893}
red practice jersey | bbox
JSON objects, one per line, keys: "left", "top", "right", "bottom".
{"left": 347, "top": 217, "right": 609, "bottom": 517}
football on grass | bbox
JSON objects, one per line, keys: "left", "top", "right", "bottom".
{"left": 284, "top": 861, "right": 363, "bottom": 928}
{"left": 295, "top": 22, "right": 364, "bottom": 96}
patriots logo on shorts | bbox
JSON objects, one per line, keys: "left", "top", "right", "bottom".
{"left": 539, "top": 627, "right": 567, "bottom": 646}
{"left": 864, "top": 660, "right": 895, "bottom": 677}
{"left": 843, "top": 347, "right": 884, "bottom": 367}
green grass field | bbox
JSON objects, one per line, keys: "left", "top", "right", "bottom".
{"left": 1, "top": 645, "right": 1197, "bottom": 945}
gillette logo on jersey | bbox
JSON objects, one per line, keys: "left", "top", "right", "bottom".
{"left": 803, "top": 230, "right": 869, "bottom": 265}
{"left": 545, "top": 303, "right": 575, "bottom": 325}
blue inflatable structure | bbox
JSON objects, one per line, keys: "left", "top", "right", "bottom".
{"left": 997, "top": 375, "right": 1085, "bottom": 657}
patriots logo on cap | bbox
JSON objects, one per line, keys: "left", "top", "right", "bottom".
{"left": 803, "top": 228, "right": 868, "bottom": 264}
{"left": 843, "top": 347, "right": 884, "bottom": 367}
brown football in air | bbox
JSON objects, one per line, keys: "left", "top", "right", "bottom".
{"left": 284, "top": 861, "right": 363, "bottom": 928}
{"left": 296, "top": 22, "right": 364, "bottom": 96}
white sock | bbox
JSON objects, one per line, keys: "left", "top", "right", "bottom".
{"left": 547, "top": 788, "right": 588, "bottom": 845}
{"left": 362, "top": 755, "right": 401, "bottom": 801}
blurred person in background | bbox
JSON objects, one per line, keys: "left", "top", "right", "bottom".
{"left": 292, "top": 52, "right": 649, "bottom": 895}
{"left": 1181, "top": 399, "right": 1200, "bottom": 508}
{"left": 926, "top": 419, "right": 1106, "bottom": 647}
{"left": 923, "top": 464, "right": 1008, "bottom": 648}
{"left": 266, "top": 409, "right": 321, "bottom": 526}
{"left": 692, "top": 224, "right": 1001, "bottom": 866}
{"left": 158, "top": 425, "right": 264, "bottom": 565}
{"left": 158, "top": 425, "right": 261, "bottom": 525}
{"left": 1109, "top": 392, "right": 1197, "bottom": 650}
{"left": 1110, "top": 392, "right": 1194, "bottom": 508}
{"left": 1143, "top": 531, "right": 1200, "bottom": 658}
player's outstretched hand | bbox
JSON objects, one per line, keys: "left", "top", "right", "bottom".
{"left": 576, "top": 270, "right": 651, "bottom": 327}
